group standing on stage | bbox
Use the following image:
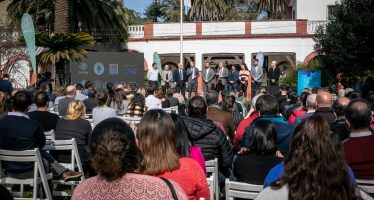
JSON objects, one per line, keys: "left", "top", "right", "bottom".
{"left": 147, "top": 59, "right": 281, "bottom": 98}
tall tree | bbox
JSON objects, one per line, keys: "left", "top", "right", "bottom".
{"left": 189, "top": 0, "right": 227, "bottom": 21}
{"left": 314, "top": 0, "right": 374, "bottom": 77}
{"left": 256, "top": 0, "right": 289, "bottom": 19}
{"left": 6, "top": 0, "right": 128, "bottom": 43}
{"left": 54, "top": 0, "right": 69, "bottom": 33}
{"left": 144, "top": 0, "right": 164, "bottom": 22}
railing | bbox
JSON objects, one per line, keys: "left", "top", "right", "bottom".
{"left": 307, "top": 20, "right": 328, "bottom": 34}
{"left": 128, "top": 25, "right": 144, "bottom": 38}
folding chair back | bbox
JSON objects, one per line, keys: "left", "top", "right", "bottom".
{"left": 170, "top": 106, "right": 179, "bottom": 114}
{"left": 206, "top": 158, "right": 219, "bottom": 200}
{"left": 44, "top": 130, "right": 55, "bottom": 141}
{"left": 357, "top": 179, "right": 374, "bottom": 194}
{"left": 163, "top": 108, "right": 172, "bottom": 113}
{"left": 0, "top": 148, "right": 53, "bottom": 200}
{"left": 44, "top": 139, "right": 85, "bottom": 196}
{"left": 225, "top": 179, "right": 263, "bottom": 200}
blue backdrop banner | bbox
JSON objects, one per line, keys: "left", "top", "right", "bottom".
{"left": 297, "top": 70, "right": 321, "bottom": 95}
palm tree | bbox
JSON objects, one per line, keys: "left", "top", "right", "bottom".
{"left": 189, "top": 0, "right": 227, "bottom": 21}
{"left": 6, "top": 0, "right": 128, "bottom": 43}
{"left": 36, "top": 32, "right": 95, "bottom": 87}
{"left": 161, "top": 0, "right": 182, "bottom": 22}
{"left": 256, "top": 0, "right": 289, "bottom": 19}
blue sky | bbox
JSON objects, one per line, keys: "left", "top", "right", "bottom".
{"left": 124, "top": 0, "right": 153, "bottom": 14}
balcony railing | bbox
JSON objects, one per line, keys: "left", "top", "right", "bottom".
{"left": 307, "top": 20, "right": 328, "bottom": 34}
{"left": 128, "top": 20, "right": 328, "bottom": 39}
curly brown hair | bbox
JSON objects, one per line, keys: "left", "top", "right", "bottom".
{"left": 272, "top": 115, "right": 362, "bottom": 200}
{"left": 90, "top": 118, "right": 143, "bottom": 180}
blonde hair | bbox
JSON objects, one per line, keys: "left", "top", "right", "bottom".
{"left": 65, "top": 100, "right": 86, "bottom": 120}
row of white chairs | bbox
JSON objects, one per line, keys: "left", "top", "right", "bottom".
{"left": 0, "top": 138, "right": 84, "bottom": 200}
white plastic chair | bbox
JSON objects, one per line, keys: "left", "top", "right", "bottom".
{"left": 357, "top": 179, "right": 374, "bottom": 194}
{"left": 206, "top": 176, "right": 214, "bottom": 200}
{"left": 44, "top": 139, "right": 85, "bottom": 196}
{"left": 44, "top": 130, "right": 55, "bottom": 141}
{"left": 206, "top": 158, "right": 219, "bottom": 200}
{"left": 170, "top": 106, "right": 179, "bottom": 114}
{"left": 0, "top": 148, "right": 53, "bottom": 200}
{"left": 225, "top": 179, "right": 263, "bottom": 200}
{"left": 163, "top": 108, "right": 172, "bottom": 113}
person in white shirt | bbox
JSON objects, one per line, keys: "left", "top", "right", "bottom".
{"left": 147, "top": 63, "right": 159, "bottom": 89}
{"left": 145, "top": 87, "right": 162, "bottom": 110}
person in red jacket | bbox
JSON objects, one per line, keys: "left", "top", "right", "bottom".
{"left": 343, "top": 99, "right": 374, "bottom": 179}
{"left": 288, "top": 92, "right": 309, "bottom": 124}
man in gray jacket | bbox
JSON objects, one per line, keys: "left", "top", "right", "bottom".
{"left": 217, "top": 62, "right": 228, "bottom": 92}
{"left": 202, "top": 62, "right": 215, "bottom": 98}
{"left": 186, "top": 61, "right": 199, "bottom": 99}
{"left": 251, "top": 59, "right": 263, "bottom": 91}
{"left": 161, "top": 64, "right": 174, "bottom": 94}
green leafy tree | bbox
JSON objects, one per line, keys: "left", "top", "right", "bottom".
{"left": 6, "top": 0, "right": 128, "bottom": 44}
{"left": 23, "top": 32, "right": 95, "bottom": 87}
{"left": 125, "top": 8, "right": 145, "bottom": 25}
{"left": 189, "top": 0, "right": 227, "bottom": 21}
{"left": 144, "top": 0, "right": 165, "bottom": 22}
{"left": 314, "top": 0, "right": 374, "bottom": 77}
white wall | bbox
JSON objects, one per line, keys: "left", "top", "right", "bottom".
{"left": 251, "top": 21, "right": 296, "bottom": 34}
{"left": 296, "top": 0, "right": 338, "bottom": 20}
{"left": 153, "top": 23, "right": 196, "bottom": 37}
{"left": 126, "top": 37, "right": 315, "bottom": 70}
{"left": 202, "top": 22, "right": 246, "bottom": 36}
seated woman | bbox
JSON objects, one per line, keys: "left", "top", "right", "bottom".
{"left": 110, "top": 88, "right": 129, "bottom": 116}
{"left": 222, "top": 95, "right": 244, "bottom": 130}
{"left": 156, "top": 89, "right": 171, "bottom": 108}
{"left": 125, "top": 93, "right": 147, "bottom": 117}
{"left": 256, "top": 116, "right": 372, "bottom": 200}
{"left": 233, "top": 120, "right": 283, "bottom": 185}
{"left": 92, "top": 91, "right": 117, "bottom": 126}
{"left": 54, "top": 100, "right": 92, "bottom": 172}
{"left": 72, "top": 118, "right": 187, "bottom": 200}
{"left": 137, "top": 110, "right": 210, "bottom": 200}
{"left": 170, "top": 113, "right": 206, "bottom": 174}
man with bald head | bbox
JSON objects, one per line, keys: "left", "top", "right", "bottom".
{"left": 333, "top": 97, "right": 351, "bottom": 140}
{"left": 314, "top": 91, "right": 336, "bottom": 128}
{"left": 58, "top": 85, "right": 76, "bottom": 116}
{"left": 343, "top": 99, "right": 374, "bottom": 179}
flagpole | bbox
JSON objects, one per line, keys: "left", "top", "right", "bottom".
{"left": 180, "top": 0, "right": 183, "bottom": 66}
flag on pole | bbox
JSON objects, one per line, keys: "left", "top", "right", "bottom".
{"left": 21, "top": 13, "right": 37, "bottom": 77}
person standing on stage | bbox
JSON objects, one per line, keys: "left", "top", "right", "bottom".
{"left": 239, "top": 63, "right": 250, "bottom": 97}
{"left": 202, "top": 62, "right": 215, "bottom": 98}
{"left": 217, "top": 62, "right": 228, "bottom": 93}
{"left": 147, "top": 63, "right": 159, "bottom": 89}
{"left": 173, "top": 63, "right": 187, "bottom": 97}
{"left": 161, "top": 65, "right": 174, "bottom": 94}
{"left": 268, "top": 60, "right": 280, "bottom": 86}
{"left": 186, "top": 61, "right": 199, "bottom": 99}
{"left": 227, "top": 65, "right": 239, "bottom": 93}
{"left": 251, "top": 59, "right": 263, "bottom": 91}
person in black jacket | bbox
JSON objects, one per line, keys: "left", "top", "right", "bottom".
{"left": 181, "top": 96, "right": 233, "bottom": 178}
{"left": 173, "top": 63, "right": 187, "bottom": 97}
{"left": 268, "top": 61, "right": 280, "bottom": 86}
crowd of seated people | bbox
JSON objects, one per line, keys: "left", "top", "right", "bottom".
{"left": 0, "top": 76, "right": 373, "bottom": 200}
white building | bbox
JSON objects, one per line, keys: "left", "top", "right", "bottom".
{"left": 125, "top": 0, "right": 336, "bottom": 73}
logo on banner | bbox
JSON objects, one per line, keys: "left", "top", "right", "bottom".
{"left": 94, "top": 62, "right": 104, "bottom": 75}
{"left": 109, "top": 64, "right": 119, "bottom": 75}
{"left": 78, "top": 63, "right": 88, "bottom": 74}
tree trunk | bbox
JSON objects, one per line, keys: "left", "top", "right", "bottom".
{"left": 54, "top": 0, "right": 69, "bottom": 33}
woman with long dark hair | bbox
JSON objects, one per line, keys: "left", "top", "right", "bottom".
{"left": 256, "top": 115, "right": 370, "bottom": 200}
{"left": 170, "top": 113, "right": 206, "bottom": 174}
{"left": 222, "top": 95, "right": 244, "bottom": 130}
{"left": 72, "top": 118, "right": 187, "bottom": 200}
{"left": 137, "top": 110, "right": 210, "bottom": 200}
{"left": 239, "top": 63, "right": 250, "bottom": 96}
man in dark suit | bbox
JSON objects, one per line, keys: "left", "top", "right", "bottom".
{"left": 0, "top": 91, "right": 82, "bottom": 181}
{"left": 173, "top": 63, "right": 187, "bottom": 97}
{"left": 0, "top": 74, "right": 13, "bottom": 95}
{"left": 58, "top": 85, "right": 75, "bottom": 116}
{"left": 83, "top": 89, "right": 98, "bottom": 114}
{"left": 268, "top": 60, "right": 280, "bottom": 86}
{"left": 202, "top": 62, "right": 215, "bottom": 98}
{"left": 186, "top": 61, "right": 199, "bottom": 99}
{"left": 206, "top": 91, "right": 235, "bottom": 142}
